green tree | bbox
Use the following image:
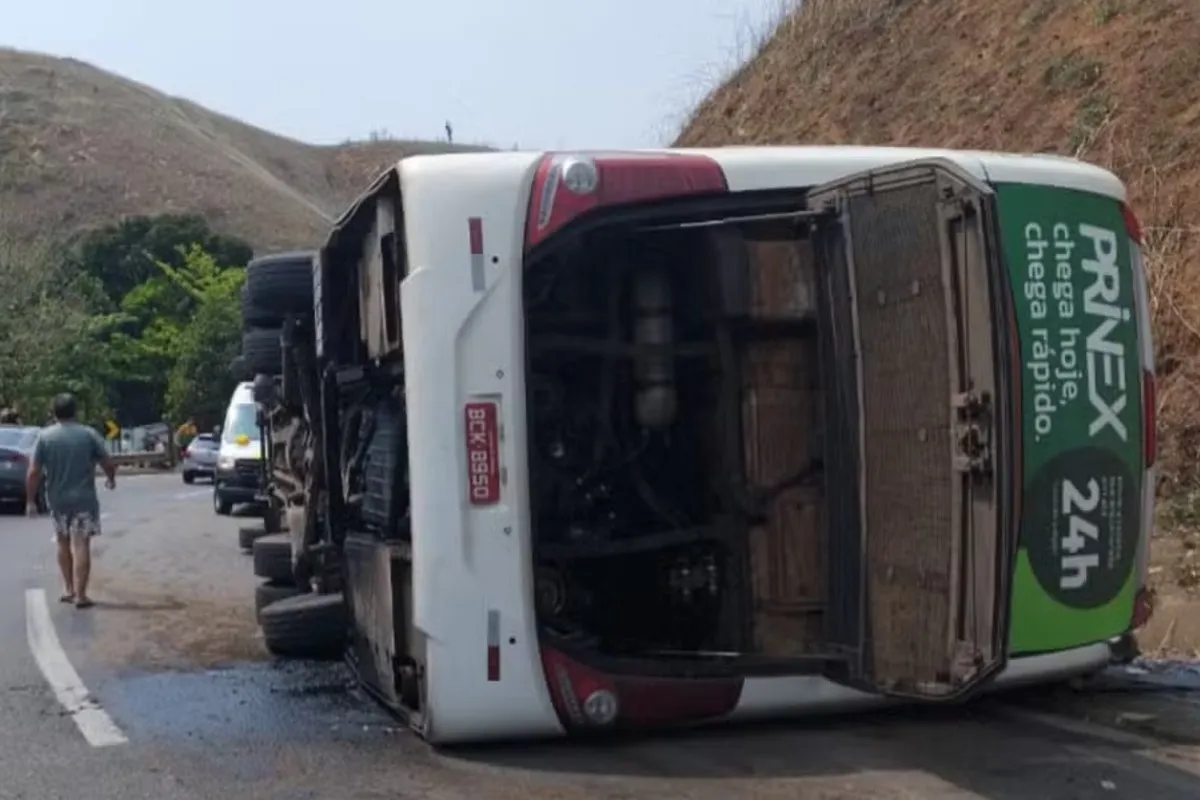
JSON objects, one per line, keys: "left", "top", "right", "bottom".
{"left": 0, "top": 227, "right": 114, "bottom": 425}
{"left": 164, "top": 292, "right": 243, "bottom": 429}
{"left": 156, "top": 245, "right": 246, "bottom": 427}
{"left": 71, "top": 216, "right": 253, "bottom": 425}
{"left": 70, "top": 214, "right": 253, "bottom": 306}
{"left": 0, "top": 193, "right": 251, "bottom": 432}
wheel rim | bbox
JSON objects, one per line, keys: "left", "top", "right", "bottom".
{"left": 213, "top": 492, "right": 220, "bottom": 512}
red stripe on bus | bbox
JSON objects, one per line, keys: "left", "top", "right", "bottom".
{"left": 487, "top": 646, "right": 501, "bottom": 681}
{"left": 468, "top": 217, "right": 484, "bottom": 255}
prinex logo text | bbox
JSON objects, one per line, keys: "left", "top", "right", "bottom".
{"left": 1080, "top": 223, "right": 1130, "bottom": 442}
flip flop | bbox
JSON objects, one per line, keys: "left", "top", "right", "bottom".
{"left": 59, "top": 594, "right": 74, "bottom": 603}
{"left": 74, "top": 598, "right": 94, "bottom": 609}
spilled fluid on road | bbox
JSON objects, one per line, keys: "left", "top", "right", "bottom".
{"left": 97, "top": 660, "right": 402, "bottom": 744}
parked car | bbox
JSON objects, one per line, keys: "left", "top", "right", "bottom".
{"left": 0, "top": 425, "right": 46, "bottom": 513}
{"left": 181, "top": 433, "right": 219, "bottom": 484}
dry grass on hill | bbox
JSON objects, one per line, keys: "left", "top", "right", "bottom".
{"left": 0, "top": 47, "right": 487, "bottom": 251}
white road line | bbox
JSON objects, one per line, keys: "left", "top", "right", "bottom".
{"left": 172, "top": 489, "right": 209, "bottom": 500}
{"left": 23, "top": 588, "right": 128, "bottom": 747}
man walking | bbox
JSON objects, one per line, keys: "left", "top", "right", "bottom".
{"left": 26, "top": 393, "right": 116, "bottom": 609}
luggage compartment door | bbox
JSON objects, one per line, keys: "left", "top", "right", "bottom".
{"left": 810, "top": 159, "right": 1015, "bottom": 700}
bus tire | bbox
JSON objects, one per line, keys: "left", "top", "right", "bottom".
{"left": 260, "top": 592, "right": 347, "bottom": 659}
{"left": 239, "top": 524, "right": 269, "bottom": 551}
{"left": 242, "top": 327, "right": 283, "bottom": 376}
{"left": 245, "top": 252, "right": 314, "bottom": 318}
{"left": 255, "top": 580, "right": 303, "bottom": 619}
{"left": 252, "top": 534, "right": 294, "bottom": 584}
{"left": 241, "top": 284, "right": 280, "bottom": 328}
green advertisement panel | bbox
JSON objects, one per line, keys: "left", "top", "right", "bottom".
{"left": 995, "top": 184, "right": 1144, "bottom": 654}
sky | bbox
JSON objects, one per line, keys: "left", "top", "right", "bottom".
{"left": 3, "top": 0, "right": 785, "bottom": 150}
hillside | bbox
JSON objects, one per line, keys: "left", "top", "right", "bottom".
{"left": 677, "top": 0, "right": 1200, "bottom": 654}
{"left": 0, "top": 48, "right": 486, "bottom": 251}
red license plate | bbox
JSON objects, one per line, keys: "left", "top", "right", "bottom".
{"left": 464, "top": 401, "right": 500, "bottom": 505}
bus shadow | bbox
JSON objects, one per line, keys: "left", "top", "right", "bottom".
{"left": 445, "top": 697, "right": 1200, "bottom": 798}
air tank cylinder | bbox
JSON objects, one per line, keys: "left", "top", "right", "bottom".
{"left": 632, "top": 267, "right": 677, "bottom": 430}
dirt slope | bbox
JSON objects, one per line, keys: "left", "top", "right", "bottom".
{"left": 677, "top": 0, "right": 1200, "bottom": 654}
{"left": 0, "top": 48, "right": 487, "bottom": 251}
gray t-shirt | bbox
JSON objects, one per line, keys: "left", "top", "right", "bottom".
{"left": 34, "top": 422, "right": 107, "bottom": 516}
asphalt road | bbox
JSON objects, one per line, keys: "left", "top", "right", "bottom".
{"left": 0, "top": 473, "right": 1198, "bottom": 799}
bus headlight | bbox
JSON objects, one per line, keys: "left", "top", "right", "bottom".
{"left": 582, "top": 689, "right": 618, "bottom": 726}
{"left": 559, "top": 156, "right": 599, "bottom": 196}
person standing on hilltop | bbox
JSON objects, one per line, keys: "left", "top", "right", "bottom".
{"left": 25, "top": 393, "right": 117, "bottom": 609}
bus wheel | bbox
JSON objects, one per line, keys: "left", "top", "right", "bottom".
{"left": 255, "top": 580, "right": 303, "bottom": 620}
{"left": 243, "top": 327, "right": 283, "bottom": 376}
{"left": 260, "top": 592, "right": 347, "bottom": 659}
{"left": 252, "top": 534, "right": 294, "bottom": 583}
{"left": 245, "top": 253, "right": 314, "bottom": 318}
{"left": 239, "top": 525, "right": 269, "bottom": 551}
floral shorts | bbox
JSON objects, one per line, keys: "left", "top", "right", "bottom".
{"left": 50, "top": 510, "right": 101, "bottom": 544}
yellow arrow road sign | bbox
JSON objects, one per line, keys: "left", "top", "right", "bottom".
{"left": 105, "top": 420, "right": 120, "bottom": 440}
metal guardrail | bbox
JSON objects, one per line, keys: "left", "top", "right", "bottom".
{"left": 108, "top": 451, "right": 173, "bottom": 469}
{"left": 104, "top": 421, "right": 171, "bottom": 455}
